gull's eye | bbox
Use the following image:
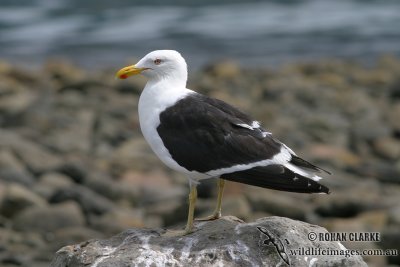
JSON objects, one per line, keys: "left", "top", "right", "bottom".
{"left": 154, "top": 59, "right": 162, "bottom": 65}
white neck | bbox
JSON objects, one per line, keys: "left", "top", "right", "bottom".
{"left": 146, "top": 76, "right": 186, "bottom": 91}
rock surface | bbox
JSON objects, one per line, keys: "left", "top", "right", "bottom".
{"left": 51, "top": 216, "right": 366, "bottom": 267}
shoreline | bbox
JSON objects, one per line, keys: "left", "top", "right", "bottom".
{"left": 1, "top": 53, "right": 399, "bottom": 73}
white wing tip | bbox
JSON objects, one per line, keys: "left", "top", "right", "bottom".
{"left": 284, "top": 163, "right": 323, "bottom": 182}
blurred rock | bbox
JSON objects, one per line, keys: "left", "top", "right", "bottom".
{"left": 146, "top": 198, "right": 187, "bottom": 227}
{"left": 45, "top": 109, "right": 95, "bottom": 154}
{"left": 357, "top": 210, "right": 388, "bottom": 231}
{"left": 38, "top": 172, "right": 74, "bottom": 188}
{"left": 1, "top": 229, "right": 46, "bottom": 254}
{"left": 380, "top": 227, "right": 400, "bottom": 265}
{"left": 90, "top": 208, "right": 144, "bottom": 234}
{"left": 349, "top": 161, "right": 400, "bottom": 184}
{"left": 43, "top": 60, "right": 86, "bottom": 87}
{"left": 246, "top": 188, "right": 311, "bottom": 220}
{"left": 0, "top": 131, "right": 62, "bottom": 174}
{"left": 110, "top": 138, "right": 160, "bottom": 173}
{"left": 221, "top": 196, "right": 252, "bottom": 221}
{"left": 13, "top": 201, "right": 85, "bottom": 233}
{"left": 0, "top": 91, "right": 37, "bottom": 126}
{"left": 49, "top": 185, "right": 115, "bottom": 216}
{"left": 83, "top": 172, "right": 124, "bottom": 201}
{"left": 33, "top": 172, "right": 75, "bottom": 199}
{"left": 388, "top": 206, "right": 400, "bottom": 226}
{"left": 315, "top": 182, "right": 385, "bottom": 218}
{"left": 0, "top": 182, "right": 5, "bottom": 207}
{"left": 91, "top": 94, "right": 138, "bottom": 148}
{"left": 0, "top": 58, "right": 399, "bottom": 266}
{"left": 0, "top": 149, "right": 35, "bottom": 186}
{"left": 204, "top": 60, "right": 241, "bottom": 79}
{"left": 119, "top": 170, "right": 185, "bottom": 205}
{"left": 56, "top": 160, "right": 88, "bottom": 183}
{"left": 321, "top": 210, "right": 388, "bottom": 233}
{"left": 308, "top": 144, "right": 361, "bottom": 168}
{"left": 350, "top": 108, "right": 390, "bottom": 142}
{"left": 387, "top": 103, "right": 400, "bottom": 131}
{"left": 0, "top": 183, "right": 47, "bottom": 218}
{"left": 372, "top": 137, "right": 400, "bottom": 160}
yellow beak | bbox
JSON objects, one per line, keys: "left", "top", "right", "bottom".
{"left": 115, "top": 65, "right": 147, "bottom": 79}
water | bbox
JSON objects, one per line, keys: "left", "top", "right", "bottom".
{"left": 0, "top": 0, "right": 399, "bottom": 69}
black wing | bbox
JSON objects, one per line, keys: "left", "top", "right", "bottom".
{"left": 221, "top": 165, "right": 330, "bottom": 194}
{"left": 157, "top": 93, "right": 330, "bottom": 194}
{"left": 157, "top": 93, "right": 282, "bottom": 173}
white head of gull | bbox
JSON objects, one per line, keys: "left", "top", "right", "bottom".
{"left": 117, "top": 50, "right": 188, "bottom": 87}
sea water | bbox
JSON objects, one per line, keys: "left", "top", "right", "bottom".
{"left": 0, "top": 0, "right": 399, "bottom": 68}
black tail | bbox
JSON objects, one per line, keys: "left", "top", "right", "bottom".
{"left": 290, "top": 155, "right": 331, "bottom": 175}
{"left": 221, "top": 164, "right": 330, "bottom": 194}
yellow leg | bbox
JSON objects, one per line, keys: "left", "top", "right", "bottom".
{"left": 163, "top": 184, "right": 197, "bottom": 237}
{"left": 196, "top": 178, "right": 225, "bottom": 221}
{"left": 184, "top": 184, "right": 197, "bottom": 233}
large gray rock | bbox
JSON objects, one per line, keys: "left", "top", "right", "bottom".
{"left": 51, "top": 216, "right": 367, "bottom": 267}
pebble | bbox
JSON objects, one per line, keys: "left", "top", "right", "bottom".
{"left": 49, "top": 185, "right": 115, "bottom": 215}
{"left": 90, "top": 208, "right": 144, "bottom": 234}
{"left": 246, "top": 188, "right": 311, "bottom": 220}
{"left": 220, "top": 195, "right": 252, "bottom": 221}
{"left": 33, "top": 172, "right": 75, "bottom": 199}
{"left": 0, "top": 131, "right": 62, "bottom": 174}
{"left": 0, "top": 183, "right": 47, "bottom": 218}
{"left": 13, "top": 201, "right": 85, "bottom": 233}
{"left": 372, "top": 137, "right": 400, "bottom": 160}
{"left": 315, "top": 182, "right": 384, "bottom": 218}
{"left": 0, "top": 149, "right": 35, "bottom": 186}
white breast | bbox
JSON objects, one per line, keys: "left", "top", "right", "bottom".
{"left": 138, "top": 83, "right": 209, "bottom": 180}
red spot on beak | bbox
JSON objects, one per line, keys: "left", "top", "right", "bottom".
{"left": 120, "top": 74, "right": 128, "bottom": 79}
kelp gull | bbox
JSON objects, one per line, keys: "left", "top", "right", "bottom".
{"left": 116, "top": 50, "right": 330, "bottom": 236}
